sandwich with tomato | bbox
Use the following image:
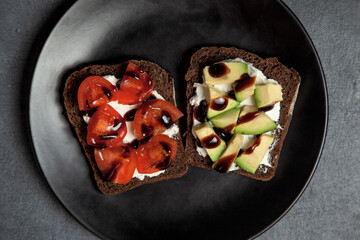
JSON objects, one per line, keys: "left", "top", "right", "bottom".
{"left": 63, "top": 60, "right": 188, "bottom": 194}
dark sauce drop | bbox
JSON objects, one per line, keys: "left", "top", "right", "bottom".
{"left": 130, "top": 139, "right": 140, "bottom": 149}
{"left": 229, "top": 90, "right": 236, "bottom": 99}
{"left": 208, "top": 63, "right": 230, "bottom": 78}
{"left": 240, "top": 73, "right": 250, "bottom": 80}
{"left": 194, "top": 100, "right": 208, "bottom": 123}
{"left": 84, "top": 109, "right": 96, "bottom": 117}
{"left": 85, "top": 100, "right": 90, "bottom": 109}
{"left": 155, "top": 156, "right": 171, "bottom": 170}
{"left": 209, "top": 97, "right": 228, "bottom": 111}
{"left": 237, "top": 111, "right": 261, "bottom": 124}
{"left": 102, "top": 162, "right": 120, "bottom": 182}
{"left": 155, "top": 141, "right": 172, "bottom": 170}
{"left": 131, "top": 135, "right": 153, "bottom": 149}
{"left": 223, "top": 124, "right": 236, "bottom": 135}
{"left": 201, "top": 134, "right": 221, "bottom": 149}
{"left": 102, "top": 87, "right": 113, "bottom": 98}
{"left": 259, "top": 104, "right": 275, "bottom": 112}
{"left": 214, "top": 127, "right": 233, "bottom": 143}
{"left": 237, "top": 149, "right": 244, "bottom": 157}
{"left": 97, "top": 118, "right": 124, "bottom": 141}
{"left": 115, "top": 79, "right": 122, "bottom": 89}
{"left": 160, "top": 141, "right": 171, "bottom": 153}
{"left": 124, "top": 109, "right": 137, "bottom": 121}
{"left": 213, "top": 154, "right": 237, "bottom": 173}
{"left": 109, "top": 118, "right": 123, "bottom": 132}
{"left": 159, "top": 110, "right": 173, "bottom": 128}
{"left": 143, "top": 94, "right": 156, "bottom": 103}
{"left": 123, "top": 146, "right": 131, "bottom": 156}
{"left": 234, "top": 76, "right": 256, "bottom": 92}
{"left": 245, "top": 136, "right": 262, "bottom": 154}
{"left": 141, "top": 124, "right": 154, "bottom": 138}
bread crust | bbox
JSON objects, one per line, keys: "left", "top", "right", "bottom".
{"left": 63, "top": 60, "right": 188, "bottom": 194}
{"left": 185, "top": 46, "right": 301, "bottom": 180}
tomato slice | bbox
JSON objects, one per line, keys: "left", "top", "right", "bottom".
{"left": 112, "top": 62, "right": 153, "bottom": 104}
{"left": 77, "top": 76, "right": 116, "bottom": 111}
{"left": 136, "top": 134, "right": 177, "bottom": 174}
{"left": 94, "top": 145, "right": 136, "bottom": 184}
{"left": 87, "top": 104, "right": 127, "bottom": 147}
{"left": 133, "top": 99, "right": 183, "bottom": 140}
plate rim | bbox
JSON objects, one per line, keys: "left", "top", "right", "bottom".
{"left": 26, "top": 1, "right": 109, "bottom": 239}
{"left": 250, "top": 1, "right": 329, "bottom": 238}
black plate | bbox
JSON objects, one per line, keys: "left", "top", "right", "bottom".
{"left": 28, "top": 0, "right": 328, "bottom": 239}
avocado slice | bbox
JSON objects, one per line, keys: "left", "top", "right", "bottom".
{"left": 234, "top": 105, "right": 277, "bottom": 135}
{"left": 193, "top": 122, "right": 226, "bottom": 162}
{"left": 235, "top": 134, "right": 274, "bottom": 174}
{"left": 233, "top": 76, "right": 256, "bottom": 102}
{"left": 210, "top": 108, "right": 240, "bottom": 134}
{"left": 254, "top": 84, "right": 283, "bottom": 108}
{"left": 207, "top": 86, "right": 240, "bottom": 119}
{"left": 212, "top": 133, "right": 243, "bottom": 173}
{"left": 203, "top": 62, "right": 248, "bottom": 85}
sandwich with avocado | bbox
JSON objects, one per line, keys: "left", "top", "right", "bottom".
{"left": 185, "top": 46, "right": 301, "bottom": 180}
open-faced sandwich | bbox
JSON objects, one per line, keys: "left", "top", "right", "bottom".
{"left": 185, "top": 46, "right": 301, "bottom": 180}
{"left": 63, "top": 60, "right": 188, "bottom": 194}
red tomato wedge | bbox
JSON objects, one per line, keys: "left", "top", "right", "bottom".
{"left": 136, "top": 134, "right": 177, "bottom": 174}
{"left": 94, "top": 145, "right": 136, "bottom": 184}
{"left": 133, "top": 99, "right": 183, "bottom": 140}
{"left": 87, "top": 104, "right": 127, "bottom": 147}
{"left": 77, "top": 76, "right": 116, "bottom": 111}
{"left": 112, "top": 62, "right": 153, "bottom": 104}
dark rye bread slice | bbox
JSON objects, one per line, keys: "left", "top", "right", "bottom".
{"left": 185, "top": 46, "right": 300, "bottom": 181}
{"left": 63, "top": 60, "right": 188, "bottom": 194}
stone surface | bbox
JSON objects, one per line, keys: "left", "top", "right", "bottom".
{"left": 258, "top": 1, "right": 360, "bottom": 239}
{"left": 0, "top": 0, "right": 359, "bottom": 239}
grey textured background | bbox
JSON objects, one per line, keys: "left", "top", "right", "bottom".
{"left": 0, "top": 0, "right": 359, "bottom": 239}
